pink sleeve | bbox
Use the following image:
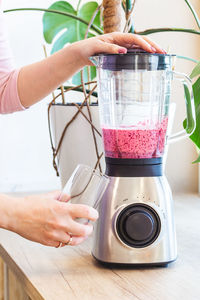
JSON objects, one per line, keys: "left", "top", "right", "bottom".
{"left": 0, "top": 69, "right": 25, "bottom": 114}
{"left": 0, "top": 4, "right": 25, "bottom": 114}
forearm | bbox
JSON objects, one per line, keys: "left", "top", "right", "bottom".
{"left": 0, "top": 194, "right": 18, "bottom": 231}
{"left": 18, "top": 43, "right": 84, "bottom": 108}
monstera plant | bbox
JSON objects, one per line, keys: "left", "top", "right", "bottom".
{"left": 3, "top": 0, "right": 200, "bottom": 172}
{"left": 42, "top": 0, "right": 200, "bottom": 164}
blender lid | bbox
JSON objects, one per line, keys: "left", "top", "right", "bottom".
{"left": 94, "top": 49, "right": 176, "bottom": 71}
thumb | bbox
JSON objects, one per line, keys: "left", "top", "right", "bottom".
{"left": 47, "top": 190, "right": 70, "bottom": 202}
{"left": 58, "top": 193, "right": 71, "bottom": 202}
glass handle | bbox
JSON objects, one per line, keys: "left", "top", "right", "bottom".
{"left": 167, "top": 71, "right": 196, "bottom": 143}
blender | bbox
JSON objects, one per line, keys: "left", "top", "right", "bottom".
{"left": 90, "top": 50, "right": 195, "bottom": 266}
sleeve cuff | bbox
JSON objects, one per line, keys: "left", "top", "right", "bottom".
{"left": 12, "top": 68, "right": 27, "bottom": 111}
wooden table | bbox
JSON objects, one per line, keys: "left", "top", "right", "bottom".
{"left": 0, "top": 194, "right": 200, "bottom": 300}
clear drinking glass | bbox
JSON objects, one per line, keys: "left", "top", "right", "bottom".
{"left": 60, "top": 164, "right": 109, "bottom": 212}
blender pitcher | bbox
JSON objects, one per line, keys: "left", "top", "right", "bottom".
{"left": 91, "top": 50, "right": 195, "bottom": 162}
{"left": 89, "top": 50, "right": 196, "bottom": 266}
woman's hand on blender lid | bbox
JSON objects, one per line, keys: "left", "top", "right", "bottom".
{"left": 73, "top": 32, "right": 166, "bottom": 66}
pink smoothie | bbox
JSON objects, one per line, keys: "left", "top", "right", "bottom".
{"left": 102, "top": 118, "right": 168, "bottom": 159}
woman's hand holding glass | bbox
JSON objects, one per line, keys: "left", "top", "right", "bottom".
{"left": 1, "top": 191, "right": 98, "bottom": 248}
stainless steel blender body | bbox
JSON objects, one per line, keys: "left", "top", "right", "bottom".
{"left": 90, "top": 51, "right": 195, "bottom": 266}
{"left": 92, "top": 176, "right": 177, "bottom": 265}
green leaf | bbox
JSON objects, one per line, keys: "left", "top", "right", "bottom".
{"left": 183, "top": 83, "right": 195, "bottom": 134}
{"left": 51, "top": 28, "right": 77, "bottom": 53}
{"left": 183, "top": 76, "right": 200, "bottom": 163}
{"left": 43, "top": 2, "right": 76, "bottom": 44}
{"left": 190, "top": 61, "right": 200, "bottom": 79}
{"left": 43, "top": 1, "right": 101, "bottom": 84}
{"left": 43, "top": 1, "right": 101, "bottom": 52}
{"left": 192, "top": 152, "right": 200, "bottom": 163}
{"left": 72, "top": 66, "right": 96, "bottom": 85}
{"left": 79, "top": 2, "right": 101, "bottom": 30}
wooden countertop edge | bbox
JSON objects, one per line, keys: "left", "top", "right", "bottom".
{"left": 0, "top": 242, "right": 43, "bottom": 300}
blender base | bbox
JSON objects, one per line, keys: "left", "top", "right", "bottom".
{"left": 92, "top": 254, "right": 177, "bottom": 268}
{"left": 92, "top": 175, "right": 177, "bottom": 266}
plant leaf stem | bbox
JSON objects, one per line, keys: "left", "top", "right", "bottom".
{"left": 124, "top": 0, "right": 135, "bottom": 32}
{"left": 60, "top": 86, "right": 98, "bottom": 98}
{"left": 126, "top": 0, "right": 132, "bottom": 13}
{"left": 137, "top": 27, "right": 200, "bottom": 36}
{"left": 3, "top": 8, "right": 103, "bottom": 35}
{"left": 184, "top": 0, "right": 200, "bottom": 30}
{"left": 77, "top": 0, "right": 82, "bottom": 11}
{"left": 177, "top": 55, "right": 198, "bottom": 64}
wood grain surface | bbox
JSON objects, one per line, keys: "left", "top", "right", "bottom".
{"left": 0, "top": 257, "right": 3, "bottom": 300}
{"left": 8, "top": 269, "right": 31, "bottom": 300}
{"left": 0, "top": 194, "right": 199, "bottom": 300}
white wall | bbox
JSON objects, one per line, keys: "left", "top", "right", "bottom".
{"left": 0, "top": 0, "right": 199, "bottom": 193}
{"left": 1, "top": 0, "right": 61, "bottom": 192}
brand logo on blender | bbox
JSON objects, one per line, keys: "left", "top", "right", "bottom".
{"left": 123, "top": 198, "right": 128, "bottom": 202}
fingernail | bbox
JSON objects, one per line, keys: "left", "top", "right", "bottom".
{"left": 162, "top": 49, "right": 167, "bottom": 54}
{"left": 151, "top": 46, "right": 156, "bottom": 53}
{"left": 118, "top": 48, "right": 127, "bottom": 54}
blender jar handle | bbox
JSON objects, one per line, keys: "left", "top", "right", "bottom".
{"left": 167, "top": 71, "right": 196, "bottom": 143}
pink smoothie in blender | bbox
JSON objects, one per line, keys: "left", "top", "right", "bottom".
{"left": 102, "top": 118, "right": 168, "bottom": 159}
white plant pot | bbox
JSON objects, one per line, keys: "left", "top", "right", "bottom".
{"left": 49, "top": 103, "right": 105, "bottom": 188}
